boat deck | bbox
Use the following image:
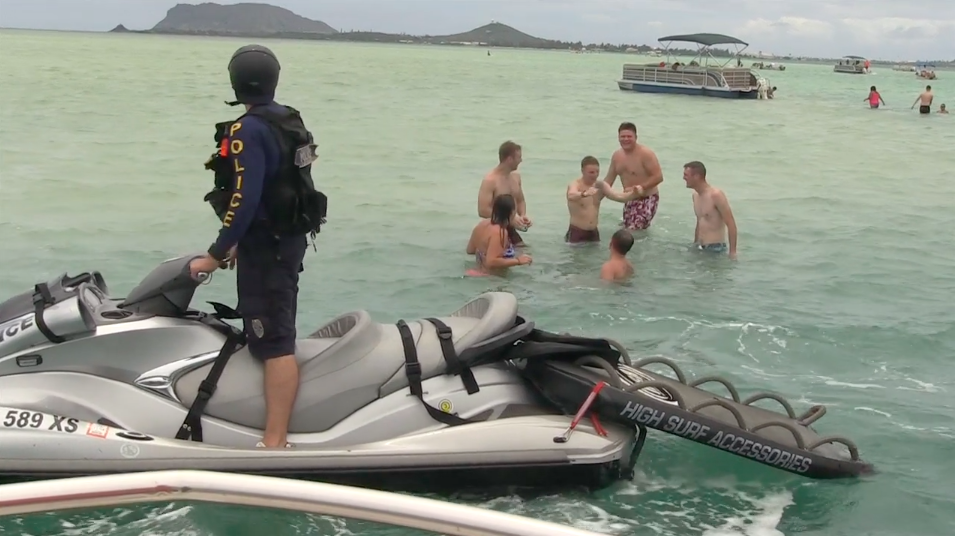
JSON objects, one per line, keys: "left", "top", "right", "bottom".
{"left": 834, "top": 64, "right": 867, "bottom": 74}
{"left": 618, "top": 63, "right": 760, "bottom": 97}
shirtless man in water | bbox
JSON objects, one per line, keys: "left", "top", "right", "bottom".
{"left": 603, "top": 122, "right": 664, "bottom": 230}
{"left": 478, "top": 141, "right": 531, "bottom": 246}
{"left": 600, "top": 230, "right": 635, "bottom": 282}
{"left": 683, "top": 161, "right": 737, "bottom": 259}
{"left": 565, "top": 156, "right": 639, "bottom": 244}
{"left": 911, "top": 85, "right": 934, "bottom": 114}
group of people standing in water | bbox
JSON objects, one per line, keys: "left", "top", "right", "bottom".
{"left": 466, "top": 122, "right": 739, "bottom": 281}
{"left": 865, "top": 84, "right": 947, "bottom": 114}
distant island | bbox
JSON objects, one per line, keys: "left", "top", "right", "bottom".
{"left": 108, "top": 2, "right": 715, "bottom": 57}
{"left": 150, "top": 2, "right": 336, "bottom": 35}
{"left": 109, "top": 2, "right": 953, "bottom": 65}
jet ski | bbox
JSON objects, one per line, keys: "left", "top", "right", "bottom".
{"left": 0, "top": 253, "right": 873, "bottom": 487}
{"left": 0, "top": 253, "right": 642, "bottom": 490}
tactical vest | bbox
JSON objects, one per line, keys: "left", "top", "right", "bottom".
{"left": 203, "top": 105, "right": 327, "bottom": 238}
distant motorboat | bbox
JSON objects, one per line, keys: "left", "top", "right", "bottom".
{"left": 915, "top": 64, "right": 937, "bottom": 80}
{"left": 752, "top": 61, "right": 786, "bottom": 71}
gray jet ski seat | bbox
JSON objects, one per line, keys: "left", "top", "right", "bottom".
{"left": 174, "top": 292, "right": 519, "bottom": 433}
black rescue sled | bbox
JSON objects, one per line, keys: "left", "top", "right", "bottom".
{"left": 508, "top": 329, "right": 874, "bottom": 480}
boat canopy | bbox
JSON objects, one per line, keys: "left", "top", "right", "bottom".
{"left": 658, "top": 33, "right": 748, "bottom": 47}
{"left": 843, "top": 55, "right": 867, "bottom": 60}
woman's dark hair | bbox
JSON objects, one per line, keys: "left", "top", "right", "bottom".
{"left": 490, "top": 194, "right": 515, "bottom": 227}
{"left": 490, "top": 194, "right": 516, "bottom": 249}
{"left": 870, "top": 85, "right": 877, "bottom": 91}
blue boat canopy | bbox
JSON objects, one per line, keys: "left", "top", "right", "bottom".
{"left": 658, "top": 33, "right": 748, "bottom": 47}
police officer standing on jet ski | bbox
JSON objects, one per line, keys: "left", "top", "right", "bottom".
{"left": 189, "top": 44, "right": 327, "bottom": 448}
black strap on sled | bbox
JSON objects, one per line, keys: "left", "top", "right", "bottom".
{"left": 423, "top": 317, "right": 480, "bottom": 395}
{"left": 31, "top": 283, "right": 65, "bottom": 344}
{"left": 176, "top": 328, "right": 245, "bottom": 442}
{"left": 396, "top": 320, "right": 472, "bottom": 426}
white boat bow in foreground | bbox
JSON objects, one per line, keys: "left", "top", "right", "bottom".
{"left": 0, "top": 470, "right": 608, "bottom": 536}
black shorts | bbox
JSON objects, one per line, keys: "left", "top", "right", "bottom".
{"left": 235, "top": 231, "right": 308, "bottom": 360}
{"left": 919, "top": 105, "right": 931, "bottom": 114}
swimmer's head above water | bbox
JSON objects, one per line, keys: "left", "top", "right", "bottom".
{"left": 618, "top": 122, "right": 637, "bottom": 149}
{"left": 610, "top": 229, "right": 634, "bottom": 256}
{"left": 601, "top": 229, "right": 635, "bottom": 281}
{"left": 491, "top": 193, "right": 516, "bottom": 227}
{"left": 683, "top": 160, "right": 707, "bottom": 189}
{"left": 498, "top": 140, "right": 523, "bottom": 172}
{"left": 581, "top": 155, "right": 600, "bottom": 183}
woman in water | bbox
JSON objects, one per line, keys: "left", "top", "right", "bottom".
{"left": 466, "top": 194, "right": 532, "bottom": 276}
{"left": 865, "top": 86, "right": 886, "bottom": 109}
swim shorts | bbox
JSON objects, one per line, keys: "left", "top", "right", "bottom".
{"left": 236, "top": 230, "right": 308, "bottom": 360}
{"left": 565, "top": 224, "right": 600, "bottom": 244}
{"left": 695, "top": 242, "right": 727, "bottom": 254}
{"left": 623, "top": 193, "right": 660, "bottom": 230}
{"left": 920, "top": 105, "right": 931, "bottom": 114}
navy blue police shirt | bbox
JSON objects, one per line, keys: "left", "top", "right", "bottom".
{"left": 208, "top": 103, "right": 284, "bottom": 261}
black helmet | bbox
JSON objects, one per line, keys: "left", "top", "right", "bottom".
{"left": 227, "top": 44, "right": 280, "bottom": 105}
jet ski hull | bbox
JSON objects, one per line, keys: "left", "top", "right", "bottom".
{"left": 0, "top": 255, "right": 646, "bottom": 490}
{"left": 0, "top": 407, "right": 639, "bottom": 490}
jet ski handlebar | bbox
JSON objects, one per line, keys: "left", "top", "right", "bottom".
{"left": 119, "top": 253, "right": 213, "bottom": 316}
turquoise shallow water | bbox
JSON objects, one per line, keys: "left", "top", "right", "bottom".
{"left": 1, "top": 29, "right": 954, "bottom": 536}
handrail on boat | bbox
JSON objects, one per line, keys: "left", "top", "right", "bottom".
{"left": 0, "top": 470, "right": 607, "bottom": 536}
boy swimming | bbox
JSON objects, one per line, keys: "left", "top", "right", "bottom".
{"left": 600, "top": 229, "right": 635, "bottom": 282}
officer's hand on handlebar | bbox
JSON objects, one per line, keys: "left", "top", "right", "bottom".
{"left": 189, "top": 254, "right": 221, "bottom": 281}
{"left": 222, "top": 245, "right": 237, "bottom": 270}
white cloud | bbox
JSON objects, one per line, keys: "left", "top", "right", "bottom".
{"left": 840, "top": 17, "right": 955, "bottom": 44}
{"left": 731, "top": 13, "right": 954, "bottom": 57}
{"left": 582, "top": 13, "right": 615, "bottom": 24}
{"left": 739, "top": 16, "right": 833, "bottom": 38}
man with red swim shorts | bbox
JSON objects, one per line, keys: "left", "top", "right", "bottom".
{"left": 603, "top": 122, "right": 664, "bottom": 230}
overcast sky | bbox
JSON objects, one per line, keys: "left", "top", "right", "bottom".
{"left": 0, "top": 0, "right": 951, "bottom": 60}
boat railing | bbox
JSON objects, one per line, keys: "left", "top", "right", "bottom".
{"left": 721, "top": 68, "right": 759, "bottom": 90}
{"left": 622, "top": 63, "right": 726, "bottom": 89}
{"left": 834, "top": 64, "right": 866, "bottom": 74}
{"left": 0, "top": 470, "right": 607, "bottom": 536}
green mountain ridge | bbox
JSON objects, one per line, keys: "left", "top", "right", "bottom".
{"left": 107, "top": 2, "right": 953, "bottom": 64}
{"left": 113, "top": 2, "right": 562, "bottom": 47}
{"left": 426, "top": 23, "right": 553, "bottom": 47}
{"left": 150, "top": 2, "right": 337, "bottom": 35}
